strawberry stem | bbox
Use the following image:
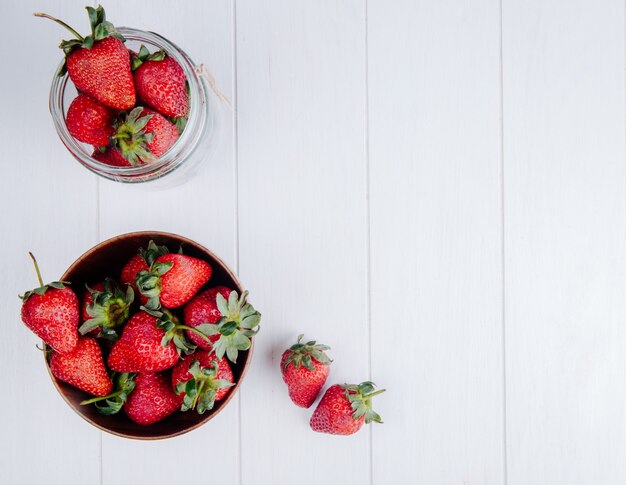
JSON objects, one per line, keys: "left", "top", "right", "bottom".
{"left": 366, "top": 389, "right": 386, "bottom": 398}
{"left": 28, "top": 252, "right": 44, "bottom": 287}
{"left": 34, "top": 12, "right": 84, "bottom": 41}
{"left": 175, "top": 324, "right": 212, "bottom": 344}
{"left": 80, "top": 389, "right": 124, "bottom": 405}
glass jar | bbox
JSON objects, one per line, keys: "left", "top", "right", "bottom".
{"left": 49, "top": 27, "right": 221, "bottom": 184}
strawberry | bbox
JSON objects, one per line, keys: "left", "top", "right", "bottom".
{"left": 197, "top": 291, "right": 261, "bottom": 363}
{"left": 121, "top": 254, "right": 149, "bottom": 295}
{"left": 92, "top": 147, "right": 132, "bottom": 168}
{"left": 119, "top": 241, "right": 168, "bottom": 305}
{"left": 281, "top": 334, "right": 331, "bottom": 408}
{"left": 19, "top": 253, "right": 78, "bottom": 353}
{"left": 79, "top": 278, "right": 134, "bottom": 339}
{"left": 172, "top": 351, "right": 234, "bottom": 414}
{"left": 132, "top": 45, "right": 190, "bottom": 118}
{"left": 66, "top": 93, "right": 115, "bottom": 146}
{"left": 124, "top": 372, "right": 182, "bottom": 425}
{"left": 183, "top": 286, "right": 232, "bottom": 350}
{"left": 310, "top": 382, "right": 385, "bottom": 435}
{"left": 35, "top": 6, "right": 135, "bottom": 110}
{"left": 107, "top": 311, "right": 179, "bottom": 373}
{"left": 136, "top": 250, "right": 212, "bottom": 310}
{"left": 80, "top": 282, "right": 105, "bottom": 323}
{"left": 50, "top": 337, "right": 112, "bottom": 397}
{"left": 80, "top": 372, "right": 136, "bottom": 415}
{"left": 112, "top": 107, "right": 179, "bottom": 166}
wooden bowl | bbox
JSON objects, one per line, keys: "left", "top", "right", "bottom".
{"left": 45, "top": 231, "right": 252, "bottom": 440}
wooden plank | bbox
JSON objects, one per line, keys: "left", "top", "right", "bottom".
{"left": 96, "top": 1, "right": 239, "bottom": 484}
{"left": 235, "top": 1, "right": 370, "bottom": 483}
{"left": 0, "top": 1, "right": 101, "bottom": 483}
{"left": 367, "top": 1, "right": 504, "bottom": 483}
{"left": 503, "top": 1, "right": 626, "bottom": 483}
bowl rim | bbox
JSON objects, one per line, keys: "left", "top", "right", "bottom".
{"left": 44, "top": 230, "right": 253, "bottom": 440}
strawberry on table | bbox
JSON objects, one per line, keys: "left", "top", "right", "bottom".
{"left": 19, "top": 253, "right": 79, "bottom": 353}
{"left": 183, "top": 286, "right": 232, "bottom": 350}
{"left": 281, "top": 334, "right": 331, "bottom": 408}
{"left": 112, "top": 107, "right": 179, "bottom": 166}
{"left": 132, "top": 45, "right": 190, "bottom": 118}
{"left": 66, "top": 93, "right": 115, "bottom": 147}
{"left": 172, "top": 351, "right": 234, "bottom": 414}
{"left": 310, "top": 381, "right": 385, "bottom": 436}
{"left": 35, "top": 5, "right": 135, "bottom": 110}
{"left": 79, "top": 278, "right": 134, "bottom": 340}
{"left": 50, "top": 337, "right": 112, "bottom": 397}
{"left": 124, "top": 372, "right": 182, "bottom": 425}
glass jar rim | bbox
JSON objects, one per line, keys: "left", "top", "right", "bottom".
{"left": 49, "top": 27, "right": 210, "bottom": 180}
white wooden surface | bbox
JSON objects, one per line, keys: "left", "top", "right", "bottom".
{"left": 0, "top": 1, "right": 624, "bottom": 484}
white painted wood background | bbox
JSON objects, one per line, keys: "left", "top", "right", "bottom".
{"left": 0, "top": 0, "right": 624, "bottom": 483}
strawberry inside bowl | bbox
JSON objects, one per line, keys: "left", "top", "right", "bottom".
{"left": 46, "top": 19, "right": 221, "bottom": 184}
{"left": 44, "top": 231, "right": 255, "bottom": 440}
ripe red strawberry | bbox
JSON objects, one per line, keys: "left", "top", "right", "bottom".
{"left": 120, "top": 242, "right": 171, "bottom": 306}
{"left": 50, "top": 337, "right": 112, "bottom": 396}
{"left": 120, "top": 254, "right": 149, "bottom": 292}
{"left": 36, "top": 6, "right": 135, "bottom": 110}
{"left": 132, "top": 46, "right": 190, "bottom": 118}
{"left": 79, "top": 278, "right": 134, "bottom": 339}
{"left": 80, "top": 282, "right": 105, "bottom": 322}
{"left": 281, "top": 334, "right": 331, "bottom": 408}
{"left": 198, "top": 290, "right": 261, "bottom": 363}
{"left": 310, "top": 382, "right": 385, "bottom": 435}
{"left": 80, "top": 372, "right": 136, "bottom": 415}
{"left": 183, "top": 286, "right": 232, "bottom": 349}
{"left": 66, "top": 93, "right": 115, "bottom": 146}
{"left": 124, "top": 372, "right": 182, "bottom": 425}
{"left": 20, "top": 253, "right": 78, "bottom": 353}
{"left": 92, "top": 147, "right": 132, "bottom": 167}
{"left": 137, "top": 252, "right": 212, "bottom": 310}
{"left": 108, "top": 311, "right": 179, "bottom": 373}
{"left": 142, "top": 109, "right": 180, "bottom": 156}
{"left": 172, "top": 351, "right": 234, "bottom": 414}
{"left": 113, "top": 107, "right": 179, "bottom": 166}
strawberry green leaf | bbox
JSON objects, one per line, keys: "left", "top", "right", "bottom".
{"left": 20, "top": 281, "right": 70, "bottom": 302}
{"left": 81, "top": 372, "right": 136, "bottom": 415}
{"left": 282, "top": 334, "right": 332, "bottom": 371}
{"left": 176, "top": 359, "right": 233, "bottom": 414}
{"left": 169, "top": 116, "right": 187, "bottom": 134}
{"left": 194, "top": 323, "right": 219, "bottom": 336}
{"left": 209, "top": 291, "right": 262, "bottom": 363}
{"left": 220, "top": 321, "right": 238, "bottom": 336}
{"left": 216, "top": 293, "right": 229, "bottom": 315}
{"left": 139, "top": 240, "right": 170, "bottom": 267}
{"left": 148, "top": 307, "right": 202, "bottom": 355}
{"left": 138, "top": 44, "right": 150, "bottom": 61}
{"left": 79, "top": 278, "right": 134, "bottom": 339}
{"left": 340, "top": 381, "right": 386, "bottom": 424}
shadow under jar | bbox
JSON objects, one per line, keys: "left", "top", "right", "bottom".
{"left": 49, "top": 28, "right": 220, "bottom": 184}
{"left": 46, "top": 231, "right": 252, "bottom": 440}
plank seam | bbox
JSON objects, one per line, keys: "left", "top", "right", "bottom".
{"left": 232, "top": 1, "right": 242, "bottom": 485}
{"left": 499, "top": 0, "right": 508, "bottom": 483}
{"left": 364, "top": 1, "right": 374, "bottom": 485}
